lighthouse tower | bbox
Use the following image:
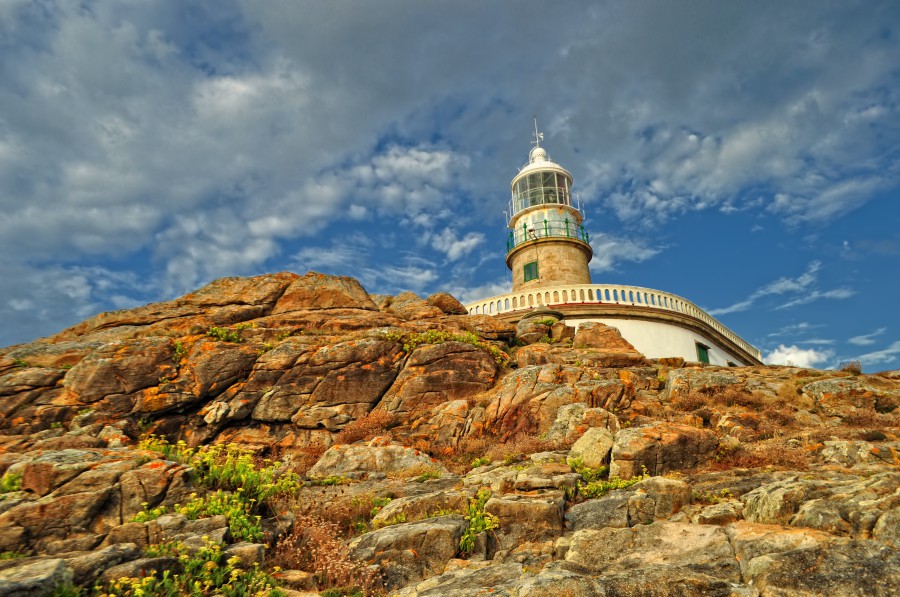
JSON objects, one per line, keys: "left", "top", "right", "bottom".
{"left": 506, "top": 123, "right": 593, "bottom": 291}
{"left": 467, "top": 123, "right": 763, "bottom": 366}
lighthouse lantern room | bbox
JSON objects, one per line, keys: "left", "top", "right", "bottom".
{"left": 506, "top": 122, "right": 593, "bottom": 292}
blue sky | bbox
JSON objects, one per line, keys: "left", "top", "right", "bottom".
{"left": 1, "top": 1, "right": 899, "bottom": 370}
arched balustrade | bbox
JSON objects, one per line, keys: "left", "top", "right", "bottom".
{"left": 464, "top": 282, "right": 760, "bottom": 360}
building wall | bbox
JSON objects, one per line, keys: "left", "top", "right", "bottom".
{"left": 509, "top": 240, "right": 592, "bottom": 292}
{"left": 563, "top": 316, "right": 749, "bottom": 366}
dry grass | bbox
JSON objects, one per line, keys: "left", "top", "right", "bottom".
{"left": 761, "top": 406, "right": 796, "bottom": 427}
{"left": 673, "top": 387, "right": 765, "bottom": 412}
{"left": 706, "top": 440, "right": 813, "bottom": 471}
{"left": 719, "top": 387, "right": 765, "bottom": 409}
{"left": 429, "top": 436, "right": 493, "bottom": 475}
{"left": 271, "top": 513, "right": 383, "bottom": 595}
{"left": 279, "top": 488, "right": 386, "bottom": 538}
{"left": 671, "top": 392, "right": 710, "bottom": 412}
{"left": 282, "top": 444, "right": 328, "bottom": 476}
{"left": 396, "top": 432, "right": 573, "bottom": 475}
{"left": 334, "top": 409, "right": 399, "bottom": 445}
{"left": 842, "top": 408, "right": 898, "bottom": 428}
{"left": 483, "top": 432, "right": 568, "bottom": 464}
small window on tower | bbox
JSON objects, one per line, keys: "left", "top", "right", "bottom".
{"left": 696, "top": 342, "right": 710, "bottom": 364}
{"left": 524, "top": 261, "right": 539, "bottom": 282}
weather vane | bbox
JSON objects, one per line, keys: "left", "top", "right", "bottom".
{"left": 531, "top": 117, "right": 543, "bottom": 148}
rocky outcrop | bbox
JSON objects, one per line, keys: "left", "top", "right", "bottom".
{"left": 380, "top": 342, "right": 499, "bottom": 417}
{"left": 349, "top": 515, "right": 468, "bottom": 589}
{"left": 610, "top": 421, "right": 719, "bottom": 478}
{"left": 0, "top": 271, "right": 898, "bottom": 596}
{"left": 308, "top": 437, "right": 449, "bottom": 479}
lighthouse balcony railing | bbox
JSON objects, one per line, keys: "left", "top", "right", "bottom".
{"left": 506, "top": 221, "right": 590, "bottom": 253}
{"left": 464, "top": 283, "right": 761, "bottom": 360}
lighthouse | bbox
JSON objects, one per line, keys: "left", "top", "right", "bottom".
{"left": 506, "top": 122, "right": 593, "bottom": 291}
{"left": 465, "top": 123, "right": 764, "bottom": 367}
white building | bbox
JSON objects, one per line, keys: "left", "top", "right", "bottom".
{"left": 465, "top": 125, "right": 762, "bottom": 366}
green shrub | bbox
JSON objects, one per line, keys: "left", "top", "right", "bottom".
{"left": 99, "top": 539, "right": 283, "bottom": 596}
{"left": 578, "top": 467, "right": 648, "bottom": 499}
{"left": 130, "top": 502, "right": 168, "bottom": 523}
{"left": 372, "top": 512, "right": 407, "bottom": 529}
{"left": 135, "top": 437, "right": 302, "bottom": 543}
{"left": 459, "top": 489, "right": 499, "bottom": 554}
{"left": 0, "top": 551, "right": 25, "bottom": 560}
{"left": 0, "top": 473, "right": 22, "bottom": 493}
{"left": 567, "top": 457, "right": 608, "bottom": 484}
{"left": 414, "top": 470, "right": 442, "bottom": 482}
{"left": 470, "top": 456, "right": 491, "bottom": 469}
{"left": 175, "top": 490, "right": 262, "bottom": 542}
{"left": 137, "top": 437, "right": 302, "bottom": 504}
{"left": 310, "top": 475, "right": 352, "bottom": 486}
{"left": 370, "top": 497, "right": 391, "bottom": 518}
{"left": 206, "top": 326, "right": 244, "bottom": 343}
{"left": 172, "top": 340, "right": 187, "bottom": 363}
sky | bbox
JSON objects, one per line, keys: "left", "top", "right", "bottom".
{"left": 1, "top": 1, "right": 899, "bottom": 371}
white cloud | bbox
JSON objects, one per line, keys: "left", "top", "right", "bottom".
{"left": 767, "top": 322, "right": 823, "bottom": 337}
{"left": 765, "top": 344, "right": 834, "bottom": 369}
{"left": 848, "top": 327, "right": 887, "bottom": 346}
{"left": 776, "top": 287, "right": 856, "bottom": 310}
{"left": 854, "top": 340, "right": 900, "bottom": 368}
{"left": 588, "top": 234, "right": 661, "bottom": 274}
{"left": 430, "top": 229, "right": 485, "bottom": 262}
{"left": 709, "top": 261, "right": 822, "bottom": 315}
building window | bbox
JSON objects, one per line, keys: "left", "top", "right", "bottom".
{"left": 727, "top": 361, "right": 738, "bottom": 367}
{"left": 696, "top": 342, "right": 710, "bottom": 364}
{"left": 524, "top": 261, "right": 539, "bottom": 282}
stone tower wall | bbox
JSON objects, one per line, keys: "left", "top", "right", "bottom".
{"left": 508, "top": 239, "right": 592, "bottom": 291}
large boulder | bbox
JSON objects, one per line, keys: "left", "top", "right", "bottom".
{"left": 247, "top": 338, "right": 405, "bottom": 427}
{"left": 741, "top": 471, "right": 900, "bottom": 538}
{"left": 271, "top": 271, "right": 378, "bottom": 312}
{"left": 725, "top": 521, "right": 835, "bottom": 577}
{"left": 565, "top": 522, "right": 740, "bottom": 581}
{"left": 483, "top": 365, "right": 638, "bottom": 438}
{"left": 308, "top": 437, "right": 449, "bottom": 479}
{"left": 391, "top": 563, "right": 526, "bottom": 597}
{"left": 569, "top": 427, "right": 614, "bottom": 469}
{"left": 544, "top": 403, "right": 620, "bottom": 443}
{"left": 380, "top": 341, "right": 499, "bottom": 417}
{"left": 610, "top": 422, "right": 718, "bottom": 478}
{"left": 0, "top": 558, "right": 73, "bottom": 596}
{"left": 566, "top": 476, "right": 691, "bottom": 530}
{"left": 51, "top": 272, "right": 297, "bottom": 342}
{"left": 349, "top": 515, "right": 468, "bottom": 589}
{"left": 372, "top": 491, "right": 470, "bottom": 527}
{"left": 573, "top": 322, "right": 638, "bottom": 351}
{"left": 484, "top": 491, "right": 566, "bottom": 551}
{"left": 590, "top": 565, "right": 748, "bottom": 597}
{"left": 746, "top": 539, "right": 900, "bottom": 596}
{"left": 388, "top": 292, "right": 445, "bottom": 320}
{"left": 516, "top": 343, "right": 647, "bottom": 368}
{"left": 63, "top": 338, "right": 177, "bottom": 405}
{"left": 426, "top": 292, "right": 468, "bottom": 315}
